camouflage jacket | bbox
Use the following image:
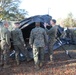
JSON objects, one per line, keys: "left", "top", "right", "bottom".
{"left": 11, "top": 28, "right": 25, "bottom": 45}
{"left": 1, "top": 27, "right": 11, "bottom": 46}
{"left": 29, "top": 27, "right": 48, "bottom": 47}
{"left": 45, "top": 25, "right": 58, "bottom": 40}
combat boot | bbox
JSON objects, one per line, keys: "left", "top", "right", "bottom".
{"left": 39, "top": 61, "right": 44, "bottom": 68}
{"left": 35, "top": 64, "right": 40, "bottom": 70}
{"left": 50, "top": 55, "right": 53, "bottom": 62}
{"left": 3, "top": 64, "right": 11, "bottom": 68}
{"left": 0, "top": 59, "right": 4, "bottom": 66}
{"left": 16, "top": 59, "right": 20, "bottom": 66}
{"left": 39, "top": 62, "right": 43, "bottom": 67}
{"left": 26, "top": 58, "right": 32, "bottom": 62}
{"left": 17, "top": 61, "right": 20, "bottom": 66}
{"left": 0, "top": 62, "right": 3, "bottom": 66}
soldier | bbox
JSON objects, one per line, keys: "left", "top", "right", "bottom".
{"left": 29, "top": 22, "right": 48, "bottom": 70}
{"left": 0, "top": 22, "right": 3, "bottom": 53}
{"left": 45, "top": 19, "right": 58, "bottom": 62}
{"left": 0, "top": 21, "right": 11, "bottom": 68}
{"left": 11, "top": 22, "right": 30, "bottom": 65}
{"left": 0, "top": 25, "right": 1, "bottom": 50}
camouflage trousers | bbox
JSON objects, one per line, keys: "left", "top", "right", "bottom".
{"left": 33, "top": 47, "right": 44, "bottom": 65}
{"left": 48, "top": 39, "right": 56, "bottom": 56}
{"left": 1, "top": 41, "right": 10, "bottom": 65}
{"left": 0, "top": 41, "right": 1, "bottom": 51}
{"left": 0, "top": 41, "right": 1, "bottom": 52}
{"left": 14, "top": 45, "right": 29, "bottom": 63}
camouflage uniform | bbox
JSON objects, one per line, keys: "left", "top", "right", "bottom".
{"left": 0, "top": 27, "right": 1, "bottom": 51}
{"left": 11, "top": 28, "right": 29, "bottom": 65}
{"left": 71, "top": 29, "right": 76, "bottom": 44}
{"left": 0, "top": 27, "right": 11, "bottom": 66}
{"left": 29, "top": 27, "right": 48, "bottom": 67}
{"left": 0, "top": 40, "right": 1, "bottom": 51}
{"left": 45, "top": 25, "right": 58, "bottom": 61}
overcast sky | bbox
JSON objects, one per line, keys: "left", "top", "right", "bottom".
{"left": 19, "top": 0, "right": 76, "bottom": 19}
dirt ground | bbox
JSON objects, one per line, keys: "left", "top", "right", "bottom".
{"left": 0, "top": 50, "right": 76, "bottom": 75}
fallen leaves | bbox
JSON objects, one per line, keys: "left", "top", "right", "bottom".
{"left": 0, "top": 50, "right": 76, "bottom": 75}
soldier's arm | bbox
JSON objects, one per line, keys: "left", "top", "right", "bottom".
{"left": 43, "top": 30, "right": 48, "bottom": 44}
{"left": 6, "top": 31, "right": 11, "bottom": 47}
{"left": 45, "top": 27, "right": 54, "bottom": 35}
{"left": 29, "top": 30, "right": 34, "bottom": 45}
{"left": 11, "top": 31, "right": 13, "bottom": 39}
{"left": 19, "top": 29, "right": 25, "bottom": 44}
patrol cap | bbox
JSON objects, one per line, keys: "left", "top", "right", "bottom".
{"left": 14, "top": 22, "right": 20, "bottom": 26}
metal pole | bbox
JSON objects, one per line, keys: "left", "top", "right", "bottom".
{"left": 48, "top": 8, "right": 51, "bottom": 15}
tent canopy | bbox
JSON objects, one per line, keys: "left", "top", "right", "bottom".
{"left": 20, "top": 14, "right": 52, "bottom": 29}
{"left": 19, "top": 15, "right": 52, "bottom": 43}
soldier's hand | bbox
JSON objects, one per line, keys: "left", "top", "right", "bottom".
{"left": 44, "top": 23, "right": 49, "bottom": 28}
{"left": 44, "top": 22, "right": 47, "bottom": 28}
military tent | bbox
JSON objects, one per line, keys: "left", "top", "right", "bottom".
{"left": 19, "top": 15, "right": 52, "bottom": 43}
